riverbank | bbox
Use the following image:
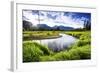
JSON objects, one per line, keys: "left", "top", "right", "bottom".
{"left": 23, "top": 31, "right": 61, "bottom": 40}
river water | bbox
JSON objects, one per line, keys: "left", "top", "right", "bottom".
{"left": 32, "top": 33, "right": 77, "bottom": 51}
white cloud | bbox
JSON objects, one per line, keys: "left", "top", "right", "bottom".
{"left": 23, "top": 10, "right": 87, "bottom": 28}
{"left": 23, "top": 10, "right": 39, "bottom": 26}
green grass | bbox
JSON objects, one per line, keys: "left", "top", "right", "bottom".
{"left": 23, "top": 42, "right": 53, "bottom": 62}
{"left": 40, "top": 44, "right": 90, "bottom": 61}
{"left": 23, "top": 31, "right": 91, "bottom": 62}
{"left": 23, "top": 31, "right": 60, "bottom": 40}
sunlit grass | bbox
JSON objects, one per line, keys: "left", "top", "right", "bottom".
{"left": 23, "top": 42, "right": 53, "bottom": 62}
{"left": 23, "top": 31, "right": 60, "bottom": 40}
{"left": 23, "top": 31, "right": 91, "bottom": 62}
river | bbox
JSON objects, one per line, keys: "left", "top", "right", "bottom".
{"left": 32, "top": 33, "right": 77, "bottom": 51}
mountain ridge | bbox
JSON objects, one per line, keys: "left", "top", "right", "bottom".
{"left": 23, "top": 20, "right": 75, "bottom": 31}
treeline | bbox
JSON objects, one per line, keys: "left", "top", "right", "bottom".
{"left": 83, "top": 20, "right": 91, "bottom": 30}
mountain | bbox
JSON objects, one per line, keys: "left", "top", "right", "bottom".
{"left": 37, "top": 24, "right": 52, "bottom": 30}
{"left": 52, "top": 25, "right": 74, "bottom": 30}
{"left": 23, "top": 21, "right": 74, "bottom": 31}
{"left": 37, "top": 24, "right": 74, "bottom": 30}
{"left": 23, "top": 20, "right": 33, "bottom": 31}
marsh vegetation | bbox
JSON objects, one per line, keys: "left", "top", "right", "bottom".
{"left": 23, "top": 31, "right": 91, "bottom": 62}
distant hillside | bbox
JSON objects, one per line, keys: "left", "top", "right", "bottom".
{"left": 52, "top": 25, "right": 74, "bottom": 30}
{"left": 23, "top": 20, "right": 75, "bottom": 31}
{"left": 23, "top": 20, "right": 33, "bottom": 31}
{"left": 37, "top": 24, "right": 52, "bottom": 30}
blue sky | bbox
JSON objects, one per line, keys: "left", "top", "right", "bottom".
{"left": 23, "top": 10, "right": 91, "bottom": 28}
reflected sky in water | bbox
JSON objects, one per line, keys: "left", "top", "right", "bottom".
{"left": 33, "top": 33, "right": 77, "bottom": 51}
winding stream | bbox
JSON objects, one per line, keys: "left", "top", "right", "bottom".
{"left": 32, "top": 33, "right": 77, "bottom": 51}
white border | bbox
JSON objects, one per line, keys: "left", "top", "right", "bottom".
{"left": 11, "top": 1, "right": 97, "bottom": 72}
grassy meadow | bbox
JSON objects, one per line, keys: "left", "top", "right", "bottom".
{"left": 23, "top": 31, "right": 61, "bottom": 40}
{"left": 23, "top": 31, "right": 91, "bottom": 62}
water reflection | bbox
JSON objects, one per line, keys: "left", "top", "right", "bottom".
{"left": 33, "top": 33, "right": 77, "bottom": 51}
